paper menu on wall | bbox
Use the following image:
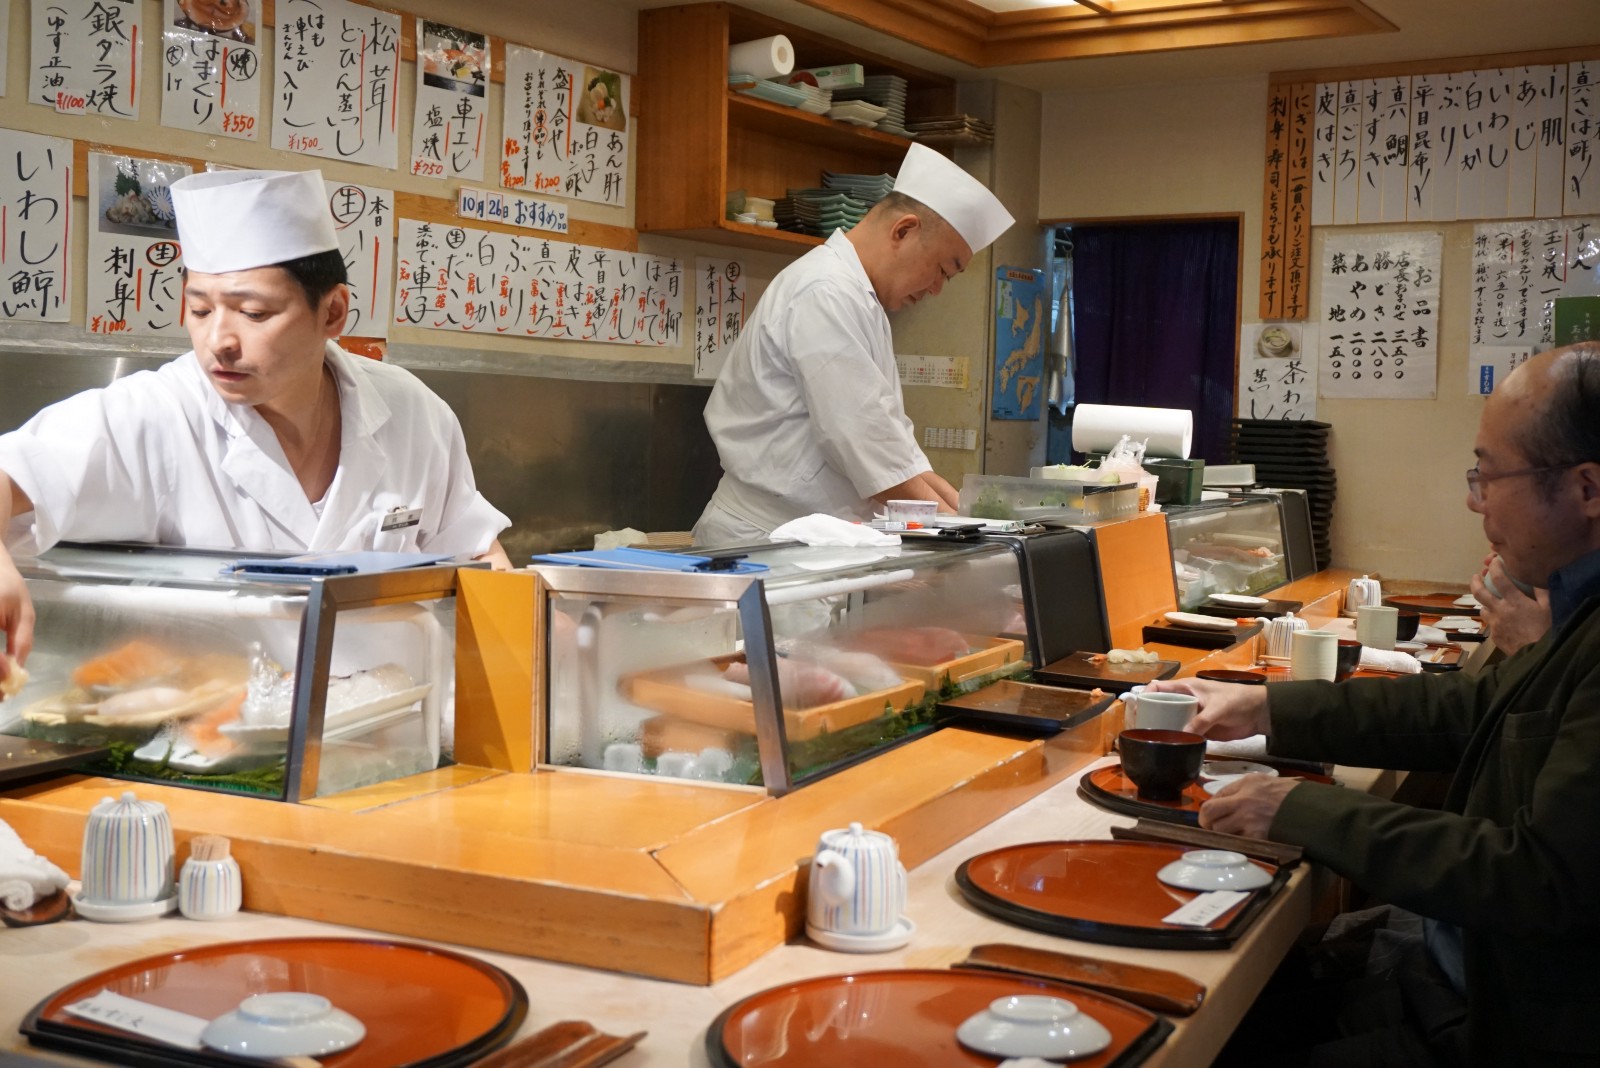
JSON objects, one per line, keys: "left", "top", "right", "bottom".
{"left": 159, "top": 0, "right": 262, "bottom": 141}
{"left": 86, "top": 152, "right": 191, "bottom": 338}
{"left": 500, "top": 45, "right": 630, "bottom": 207}
{"left": 0, "top": 128, "right": 72, "bottom": 322}
{"left": 326, "top": 180, "right": 393, "bottom": 339}
{"left": 30, "top": 0, "right": 142, "bottom": 119}
{"left": 1468, "top": 217, "right": 1600, "bottom": 394}
{"left": 693, "top": 257, "right": 745, "bottom": 380}
{"left": 409, "top": 21, "right": 490, "bottom": 181}
{"left": 1238, "top": 322, "right": 1319, "bottom": 420}
{"left": 1318, "top": 231, "right": 1441, "bottom": 399}
{"left": 271, "top": 0, "right": 400, "bottom": 169}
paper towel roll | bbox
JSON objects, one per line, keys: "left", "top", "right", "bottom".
{"left": 728, "top": 35, "right": 794, "bottom": 79}
{"left": 1072, "top": 403, "right": 1193, "bottom": 459}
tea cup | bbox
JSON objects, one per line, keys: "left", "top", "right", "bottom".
{"left": 1290, "top": 629, "right": 1338, "bottom": 681}
{"left": 1356, "top": 605, "right": 1400, "bottom": 651}
{"left": 1124, "top": 690, "right": 1196, "bottom": 732}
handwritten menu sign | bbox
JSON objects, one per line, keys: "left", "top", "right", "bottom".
{"left": 1318, "top": 232, "right": 1441, "bottom": 399}
{"left": 1, "top": 128, "right": 72, "bottom": 322}
{"left": 30, "top": 0, "right": 142, "bottom": 119}
{"left": 0, "top": 0, "right": 10, "bottom": 94}
{"left": 1259, "top": 84, "right": 1288, "bottom": 319}
{"left": 410, "top": 21, "right": 489, "bottom": 181}
{"left": 500, "top": 45, "right": 630, "bottom": 207}
{"left": 393, "top": 219, "right": 682, "bottom": 346}
{"left": 1308, "top": 62, "right": 1595, "bottom": 224}
{"left": 457, "top": 186, "right": 568, "bottom": 234}
{"left": 159, "top": 0, "right": 262, "bottom": 141}
{"left": 1238, "top": 323, "right": 1318, "bottom": 421}
{"left": 326, "top": 179, "right": 393, "bottom": 339}
{"left": 1468, "top": 217, "right": 1600, "bottom": 394}
{"left": 271, "top": 0, "right": 400, "bottom": 169}
{"left": 86, "top": 152, "right": 190, "bottom": 337}
{"left": 693, "top": 257, "right": 745, "bottom": 380}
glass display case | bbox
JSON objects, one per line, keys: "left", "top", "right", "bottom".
{"left": 1163, "top": 498, "right": 1289, "bottom": 609}
{"left": 2, "top": 545, "right": 459, "bottom": 801}
{"left": 538, "top": 541, "right": 1031, "bottom": 794}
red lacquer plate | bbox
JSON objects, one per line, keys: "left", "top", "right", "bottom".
{"left": 22, "top": 937, "right": 526, "bottom": 1068}
{"left": 708, "top": 968, "right": 1172, "bottom": 1067}
{"left": 955, "top": 840, "right": 1285, "bottom": 949}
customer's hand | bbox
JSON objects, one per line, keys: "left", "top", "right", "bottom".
{"left": 1198, "top": 775, "right": 1300, "bottom": 838}
{"left": 1143, "top": 677, "right": 1271, "bottom": 740}
{"left": 1471, "top": 553, "right": 1550, "bottom": 655}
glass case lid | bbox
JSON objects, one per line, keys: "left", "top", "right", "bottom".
{"left": 21, "top": 542, "right": 312, "bottom": 593}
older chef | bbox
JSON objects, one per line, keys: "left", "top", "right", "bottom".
{"left": 0, "top": 168, "right": 510, "bottom": 686}
{"left": 693, "top": 144, "right": 1014, "bottom": 546}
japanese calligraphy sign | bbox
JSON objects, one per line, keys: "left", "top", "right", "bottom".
{"left": 159, "top": 0, "right": 262, "bottom": 140}
{"left": 31, "top": 0, "right": 142, "bottom": 119}
{"left": 1260, "top": 82, "right": 1314, "bottom": 319}
{"left": 1238, "top": 322, "right": 1319, "bottom": 421}
{"left": 1319, "top": 232, "right": 1441, "bottom": 399}
{"left": 1570, "top": 61, "right": 1600, "bottom": 217}
{"left": 393, "top": 219, "right": 682, "bottom": 346}
{"left": 500, "top": 45, "right": 630, "bottom": 207}
{"left": 326, "top": 179, "right": 393, "bottom": 338}
{"left": 0, "top": 129, "right": 72, "bottom": 322}
{"left": 693, "top": 257, "right": 745, "bottom": 380}
{"left": 1468, "top": 217, "right": 1600, "bottom": 394}
{"left": 409, "top": 21, "right": 489, "bottom": 181}
{"left": 86, "top": 152, "right": 191, "bottom": 337}
{"left": 457, "top": 186, "right": 567, "bottom": 234}
{"left": 271, "top": 0, "right": 400, "bottom": 169}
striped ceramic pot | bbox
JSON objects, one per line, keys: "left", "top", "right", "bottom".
{"left": 179, "top": 855, "right": 242, "bottom": 920}
{"left": 807, "top": 821, "right": 907, "bottom": 936}
{"left": 80, "top": 792, "right": 175, "bottom": 907}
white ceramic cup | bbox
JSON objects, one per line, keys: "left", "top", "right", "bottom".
{"left": 1126, "top": 691, "right": 1197, "bottom": 732}
{"left": 1356, "top": 605, "right": 1400, "bottom": 651}
{"left": 807, "top": 821, "right": 907, "bottom": 938}
{"left": 1290, "top": 629, "right": 1339, "bottom": 681}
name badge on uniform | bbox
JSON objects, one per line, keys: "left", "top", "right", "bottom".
{"left": 381, "top": 507, "right": 422, "bottom": 532}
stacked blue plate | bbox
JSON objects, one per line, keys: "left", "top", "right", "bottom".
{"left": 730, "top": 73, "right": 808, "bottom": 109}
{"left": 822, "top": 171, "right": 894, "bottom": 205}
{"left": 775, "top": 189, "right": 871, "bottom": 237}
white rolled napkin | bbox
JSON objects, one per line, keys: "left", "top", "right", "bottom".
{"left": 0, "top": 818, "right": 70, "bottom": 911}
{"left": 1205, "top": 734, "right": 1270, "bottom": 759}
{"left": 769, "top": 513, "right": 901, "bottom": 548}
{"left": 1414, "top": 624, "right": 1449, "bottom": 644}
{"left": 1359, "top": 647, "right": 1422, "bottom": 674}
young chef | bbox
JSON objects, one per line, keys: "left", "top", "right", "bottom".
{"left": 0, "top": 169, "right": 510, "bottom": 687}
{"left": 692, "top": 144, "right": 1014, "bottom": 546}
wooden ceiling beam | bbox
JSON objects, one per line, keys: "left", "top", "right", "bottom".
{"left": 984, "top": 10, "right": 1389, "bottom": 63}
{"left": 794, "top": 0, "right": 991, "bottom": 66}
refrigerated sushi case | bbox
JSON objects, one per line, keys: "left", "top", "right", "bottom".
{"left": 2, "top": 543, "right": 459, "bottom": 801}
{"left": 535, "top": 538, "right": 1048, "bottom": 795}
{"left": 1163, "top": 495, "right": 1293, "bottom": 609}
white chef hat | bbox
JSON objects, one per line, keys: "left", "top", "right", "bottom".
{"left": 171, "top": 169, "right": 338, "bottom": 274}
{"left": 892, "top": 143, "right": 1014, "bottom": 253}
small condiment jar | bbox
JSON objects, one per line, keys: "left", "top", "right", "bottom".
{"left": 179, "top": 835, "right": 242, "bottom": 921}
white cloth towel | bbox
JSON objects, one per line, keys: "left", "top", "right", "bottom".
{"left": 1205, "top": 734, "right": 1271, "bottom": 759}
{"left": 1415, "top": 624, "right": 1449, "bottom": 644}
{"left": 0, "top": 818, "right": 70, "bottom": 911}
{"left": 769, "top": 513, "right": 901, "bottom": 548}
{"left": 1359, "top": 647, "right": 1422, "bottom": 674}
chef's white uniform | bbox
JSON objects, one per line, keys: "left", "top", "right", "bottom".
{"left": 694, "top": 232, "right": 930, "bottom": 545}
{"left": 0, "top": 342, "right": 509, "bottom": 558}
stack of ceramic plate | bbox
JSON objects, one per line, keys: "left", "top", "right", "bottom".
{"left": 730, "top": 73, "right": 808, "bottom": 109}
{"left": 822, "top": 171, "right": 894, "bottom": 205}
{"left": 905, "top": 114, "right": 996, "bottom": 145}
{"left": 774, "top": 189, "right": 871, "bottom": 237}
{"left": 826, "top": 99, "right": 888, "bottom": 128}
{"left": 786, "top": 80, "right": 833, "bottom": 115}
{"left": 834, "top": 75, "right": 912, "bottom": 138}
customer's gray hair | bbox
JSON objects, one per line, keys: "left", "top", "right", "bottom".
{"left": 1517, "top": 342, "right": 1600, "bottom": 491}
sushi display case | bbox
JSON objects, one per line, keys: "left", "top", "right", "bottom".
{"left": 537, "top": 540, "right": 1033, "bottom": 794}
{"left": 1163, "top": 497, "right": 1290, "bottom": 609}
{"left": 1, "top": 544, "right": 459, "bottom": 801}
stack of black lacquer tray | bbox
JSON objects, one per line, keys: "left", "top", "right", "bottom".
{"left": 1228, "top": 419, "right": 1335, "bottom": 569}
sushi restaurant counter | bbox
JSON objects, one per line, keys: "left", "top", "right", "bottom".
{"left": 0, "top": 757, "right": 1402, "bottom": 1068}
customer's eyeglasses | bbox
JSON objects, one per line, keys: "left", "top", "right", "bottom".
{"left": 1465, "top": 463, "right": 1580, "bottom": 504}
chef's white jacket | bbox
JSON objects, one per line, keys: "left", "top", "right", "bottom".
{"left": 0, "top": 342, "right": 509, "bottom": 559}
{"left": 694, "top": 231, "right": 930, "bottom": 545}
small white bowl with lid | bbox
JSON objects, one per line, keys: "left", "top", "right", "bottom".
{"left": 1156, "top": 849, "right": 1272, "bottom": 892}
{"left": 955, "top": 995, "right": 1112, "bottom": 1060}
{"left": 201, "top": 992, "right": 365, "bottom": 1058}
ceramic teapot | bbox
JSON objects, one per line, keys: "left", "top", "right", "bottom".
{"left": 78, "top": 791, "right": 177, "bottom": 920}
{"left": 1345, "top": 575, "right": 1383, "bottom": 613}
{"left": 805, "top": 822, "right": 913, "bottom": 951}
{"left": 1264, "top": 611, "right": 1310, "bottom": 659}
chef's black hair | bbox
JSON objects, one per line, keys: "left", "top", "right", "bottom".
{"left": 277, "top": 249, "right": 349, "bottom": 309}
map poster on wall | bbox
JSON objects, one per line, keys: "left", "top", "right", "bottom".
{"left": 86, "top": 152, "right": 191, "bottom": 337}
{"left": 409, "top": 21, "right": 489, "bottom": 181}
{"left": 992, "top": 266, "right": 1045, "bottom": 420}
{"left": 326, "top": 179, "right": 393, "bottom": 339}
{"left": 1318, "top": 231, "right": 1441, "bottom": 399}
{"left": 0, "top": 128, "right": 72, "bottom": 322}
{"left": 393, "top": 219, "right": 683, "bottom": 347}
{"left": 159, "top": 0, "right": 263, "bottom": 141}
{"left": 500, "top": 44, "right": 630, "bottom": 207}
{"left": 1238, "top": 322, "right": 1319, "bottom": 421}
{"left": 30, "top": 0, "right": 142, "bottom": 119}
{"left": 271, "top": 0, "right": 400, "bottom": 169}
{"left": 693, "top": 257, "right": 745, "bottom": 380}
{"left": 1468, "top": 217, "right": 1600, "bottom": 394}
